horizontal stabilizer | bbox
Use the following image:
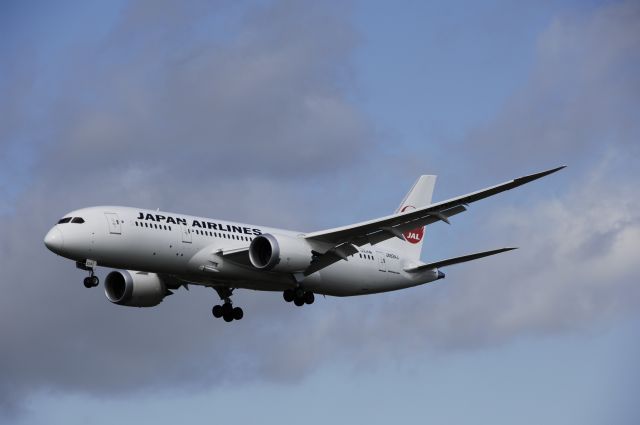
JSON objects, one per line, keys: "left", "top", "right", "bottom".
{"left": 404, "top": 247, "right": 517, "bottom": 272}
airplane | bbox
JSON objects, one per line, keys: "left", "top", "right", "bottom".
{"left": 44, "top": 166, "right": 565, "bottom": 322}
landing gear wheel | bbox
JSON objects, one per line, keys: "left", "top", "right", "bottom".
{"left": 212, "top": 287, "right": 244, "bottom": 322}
{"left": 294, "top": 297, "right": 305, "bottom": 307}
{"left": 304, "top": 291, "right": 315, "bottom": 305}
{"left": 233, "top": 307, "right": 244, "bottom": 320}
{"left": 294, "top": 287, "right": 305, "bottom": 299}
{"left": 212, "top": 305, "right": 223, "bottom": 318}
{"left": 283, "top": 289, "right": 294, "bottom": 302}
{"left": 83, "top": 275, "right": 99, "bottom": 288}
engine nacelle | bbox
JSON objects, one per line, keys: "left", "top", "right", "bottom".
{"left": 104, "top": 270, "right": 168, "bottom": 307}
{"left": 249, "top": 233, "right": 313, "bottom": 272}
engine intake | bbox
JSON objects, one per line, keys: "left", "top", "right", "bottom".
{"left": 249, "top": 233, "right": 313, "bottom": 272}
{"left": 104, "top": 270, "right": 168, "bottom": 307}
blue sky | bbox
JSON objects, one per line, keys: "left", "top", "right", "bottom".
{"left": 1, "top": 1, "right": 639, "bottom": 424}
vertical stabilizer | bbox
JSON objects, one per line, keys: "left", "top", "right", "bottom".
{"left": 381, "top": 175, "right": 436, "bottom": 260}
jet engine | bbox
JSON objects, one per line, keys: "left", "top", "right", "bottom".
{"left": 249, "top": 233, "right": 314, "bottom": 272}
{"left": 104, "top": 270, "right": 170, "bottom": 307}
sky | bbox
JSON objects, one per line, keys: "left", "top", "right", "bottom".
{"left": 1, "top": 0, "right": 639, "bottom": 423}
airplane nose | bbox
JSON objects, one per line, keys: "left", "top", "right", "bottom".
{"left": 44, "top": 227, "right": 64, "bottom": 253}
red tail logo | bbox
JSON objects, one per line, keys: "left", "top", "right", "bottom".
{"left": 400, "top": 205, "right": 424, "bottom": 244}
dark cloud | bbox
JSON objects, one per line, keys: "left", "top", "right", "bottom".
{"left": 39, "top": 0, "right": 367, "bottom": 182}
{"left": 0, "top": 0, "right": 372, "bottom": 415}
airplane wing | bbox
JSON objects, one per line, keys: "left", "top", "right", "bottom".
{"left": 302, "top": 166, "right": 565, "bottom": 276}
{"left": 403, "top": 247, "right": 517, "bottom": 272}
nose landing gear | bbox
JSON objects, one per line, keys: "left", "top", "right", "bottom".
{"left": 77, "top": 260, "right": 99, "bottom": 288}
{"left": 211, "top": 287, "right": 243, "bottom": 322}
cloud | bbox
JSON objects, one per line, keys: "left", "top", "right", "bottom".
{"left": 38, "top": 0, "right": 368, "bottom": 182}
{"left": 0, "top": 0, "right": 372, "bottom": 415}
{"left": 0, "top": 0, "right": 638, "bottom": 418}
{"left": 357, "top": 0, "right": 640, "bottom": 350}
{"left": 463, "top": 0, "right": 640, "bottom": 177}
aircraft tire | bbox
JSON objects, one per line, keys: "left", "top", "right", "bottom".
{"left": 233, "top": 307, "right": 244, "bottom": 320}
{"left": 222, "top": 303, "right": 233, "bottom": 316}
{"left": 294, "top": 297, "right": 305, "bottom": 307}
{"left": 283, "top": 289, "right": 294, "bottom": 302}
{"left": 212, "top": 305, "right": 223, "bottom": 318}
{"left": 304, "top": 291, "right": 315, "bottom": 305}
{"left": 223, "top": 313, "right": 234, "bottom": 322}
{"left": 83, "top": 277, "right": 93, "bottom": 288}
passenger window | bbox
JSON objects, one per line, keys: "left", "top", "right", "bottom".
{"left": 71, "top": 217, "right": 85, "bottom": 224}
{"left": 58, "top": 217, "right": 72, "bottom": 224}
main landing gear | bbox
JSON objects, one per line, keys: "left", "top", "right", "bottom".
{"left": 283, "top": 287, "right": 314, "bottom": 307}
{"left": 77, "top": 260, "right": 99, "bottom": 288}
{"left": 211, "top": 287, "right": 243, "bottom": 322}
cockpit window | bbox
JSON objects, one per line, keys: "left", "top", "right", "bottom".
{"left": 71, "top": 217, "right": 85, "bottom": 224}
{"left": 58, "top": 217, "right": 72, "bottom": 224}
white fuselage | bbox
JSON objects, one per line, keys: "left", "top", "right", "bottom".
{"left": 44, "top": 206, "right": 441, "bottom": 297}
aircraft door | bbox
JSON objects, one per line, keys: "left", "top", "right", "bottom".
{"left": 376, "top": 251, "right": 387, "bottom": 272}
{"left": 105, "top": 213, "right": 121, "bottom": 235}
{"left": 180, "top": 224, "right": 192, "bottom": 243}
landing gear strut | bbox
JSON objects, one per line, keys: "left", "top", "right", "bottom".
{"left": 77, "top": 260, "right": 99, "bottom": 288}
{"left": 212, "top": 287, "right": 243, "bottom": 322}
{"left": 283, "top": 287, "right": 314, "bottom": 306}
